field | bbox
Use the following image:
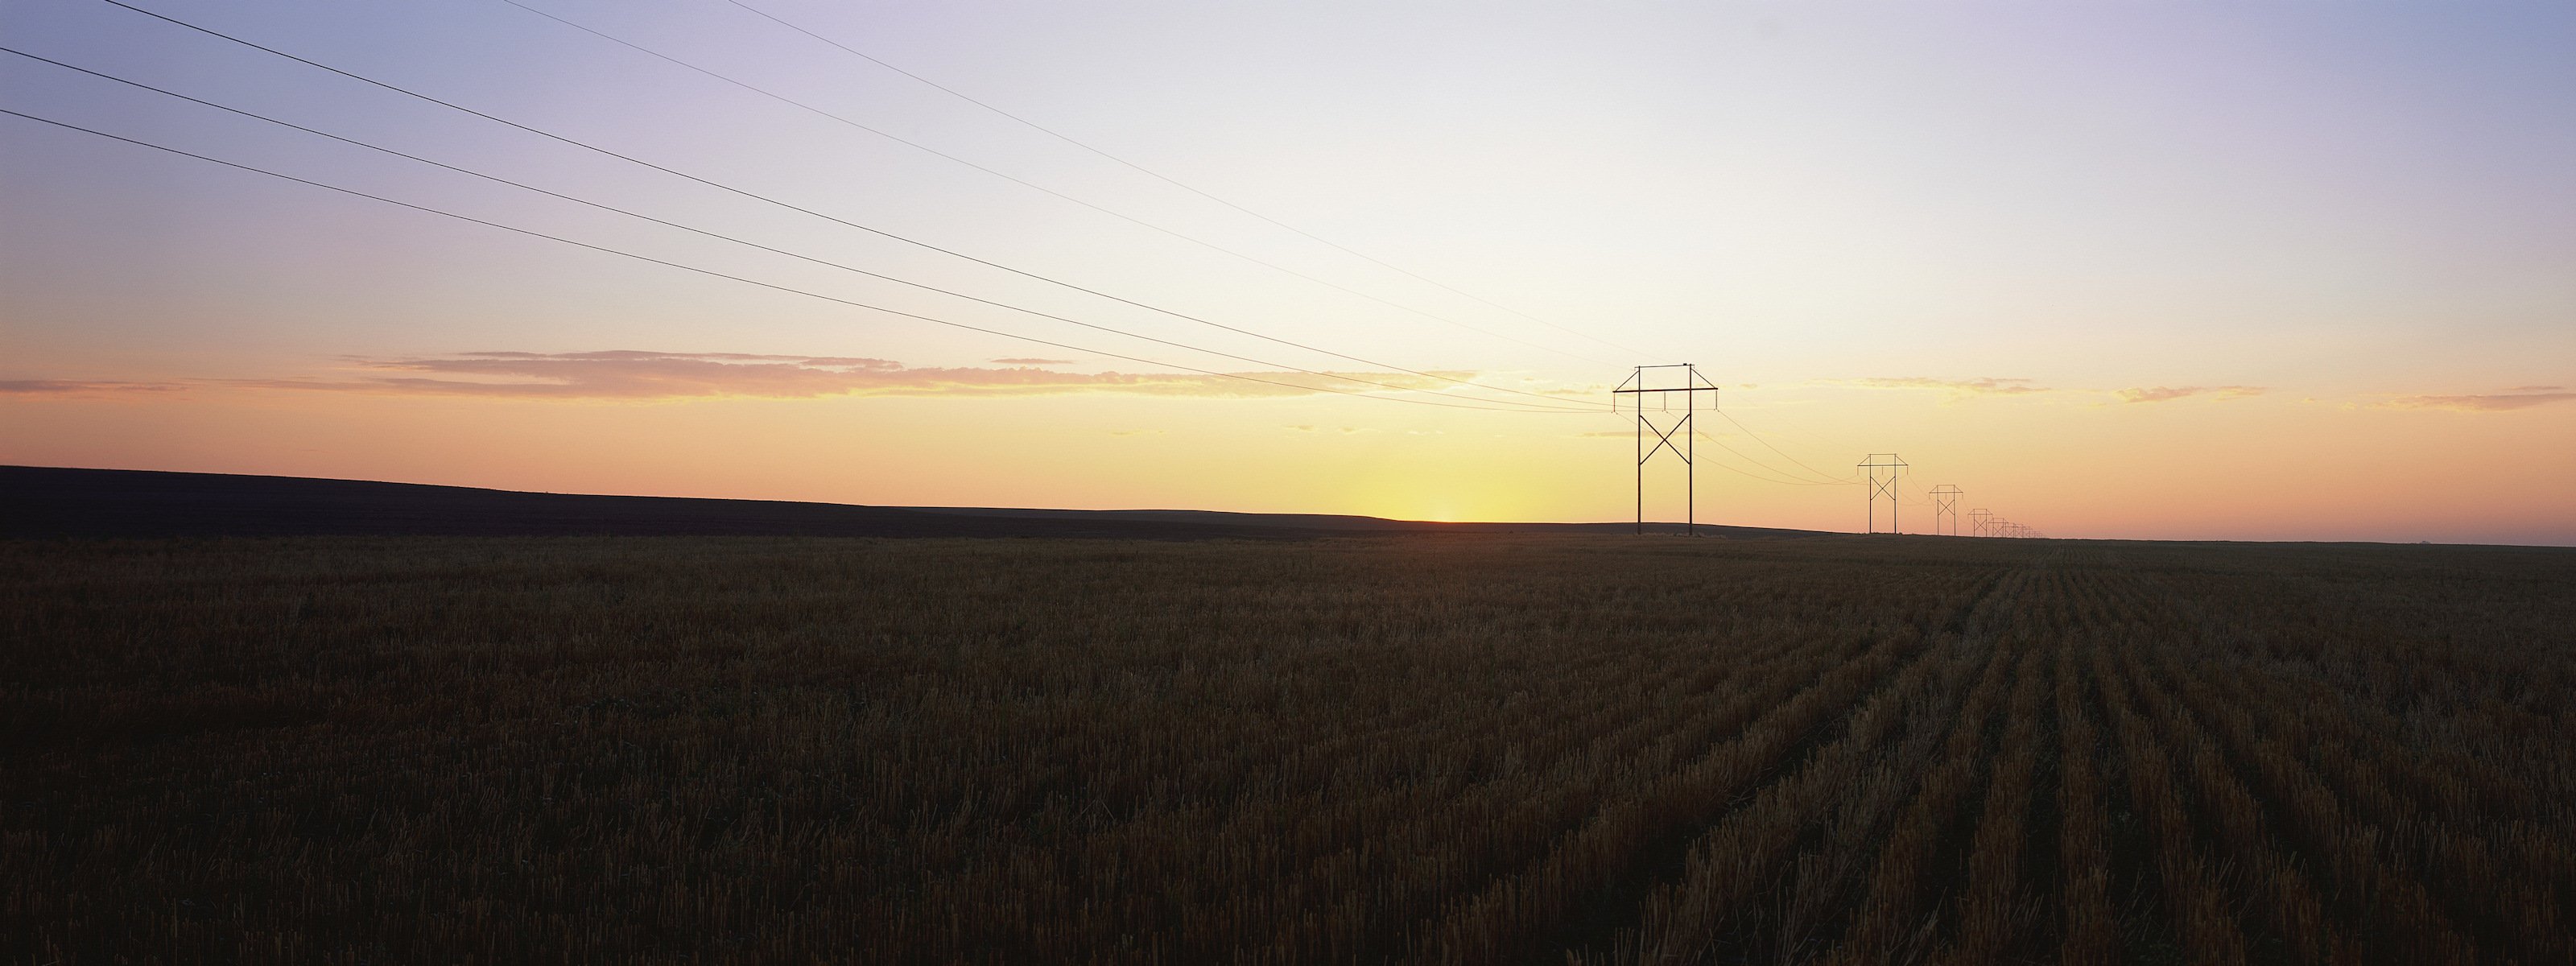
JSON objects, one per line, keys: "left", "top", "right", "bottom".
{"left": 5, "top": 534, "right": 2573, "bottom": 964}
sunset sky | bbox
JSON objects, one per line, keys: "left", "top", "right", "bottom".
{"left": 5, "top": 0, "right": 2572, "bottom": 543}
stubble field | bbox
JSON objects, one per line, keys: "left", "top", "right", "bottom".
{"left": 4, "top": 534, "right": 2572, "bottom": 964}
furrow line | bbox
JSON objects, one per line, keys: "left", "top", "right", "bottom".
{"left": 1591, "top": 568, "right": 2030, "bottom": 964}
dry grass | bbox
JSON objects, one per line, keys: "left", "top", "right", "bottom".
{"left": 3, "top": 534, "right": 2571, "bottom": 964}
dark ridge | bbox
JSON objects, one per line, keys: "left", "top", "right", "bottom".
{"left": 0, "top": 465, "right": 1826, "bottom": 540}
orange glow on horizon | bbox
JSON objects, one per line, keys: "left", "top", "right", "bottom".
{"left": 4, "top": 379, "right": 2571, "bottom": 546}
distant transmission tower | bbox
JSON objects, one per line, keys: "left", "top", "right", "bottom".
{"left": 1858, "top": 453, "right": 1908, "bottom": 534}
{"left": 1969, "top": 508, "right": 1993, "bottom": 538}
{"left": 1930, "top": 484, "right": 1963, "bottom": 535}
{"left": 1613, "top": 364, "right": 1721, "bottom": 535}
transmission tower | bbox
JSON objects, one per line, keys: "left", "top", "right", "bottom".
{"left": 1612, "top": 364, "right": 1721, "bottom": 535}
{"left": 1968, "top": 508, "right": 1993, "bottom": 538}
{"left": 1930, "top": 485, "right": 1963, "bottom": 536}
{"left": 1857, "top": 453, "right": 1908, "bottom": 534}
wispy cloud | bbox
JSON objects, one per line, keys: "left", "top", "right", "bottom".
{"left": 2116, "top": 385, "right": 2266, "bottom": 403}
{"left": 207, "top": 351, "right": 1473, "bottom": 401}
{"left": 0, "top": 379, "right": 185, "bottom": 394}
{"left": 2379, "top": 390, "right": 2576, "bottom": 412}
{"left": 1830, "top": 377, "right": 2278, "bottom": 406}
{"left": 991, "top": 357, "right": 1075, "bottom": 365}
{"left": 1835, "top": 376, "right": 2051, "bottom": 397}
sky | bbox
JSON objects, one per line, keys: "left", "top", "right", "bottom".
{"left": 3, "top": 0, "right": 2572, "bottom": 544}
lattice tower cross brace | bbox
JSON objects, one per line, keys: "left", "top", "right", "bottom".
{"left": 1969, "top": 508, "right": 1994, "bottom": 538}
{"left": 1612, "top": 364, "right": 1721, "bottom": 536}
{"left": 1858, "top": 453, "right": 1909, "bottom": 535}
{"left": 1930, "top": 485, "right": 1964, "bottom": 536}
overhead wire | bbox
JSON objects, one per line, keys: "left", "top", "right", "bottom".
{"left": 493, "top": 0, "right": 1616, "bottom": 367}
{"left": 1610, "top": 375, "right": 1869, "bottom": 486}
{"left": 92, "top": 0, "right": 1610, "bottom": 412}
{"left": 1691, "top": 432, "right": 1856, "bottom": 487}
{"left": 719, "top": 0, "right": 1646, "bottom": 359}
{"left": 1614, "top": 405, "right": 1855, "bottom": 487}
{"left": 0, "top": 106, "right": 1596, "bottom": 415}
{"left": 1613, "top": 389, "right": 1862, "bottom": 487}
{"left": 1624, "top": 401, "right": 1859, "bottom": 485}
{"left": 20, "top": 3, "right": 2037, "bottom": 521}
{"left": 1695, "top": 451, "right": 1841, "bottom": 488}
{"left": 1699, "top": 427, "right": 1856, "bottom": 486}
{"left": 1715, "top": 410, "right": 1862, "bottom": 483}
{"left": 1, "top": 46, "right": 1598, "bottom": 414}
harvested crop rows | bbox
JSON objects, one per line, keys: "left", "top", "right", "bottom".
{"left": 5, "top": 535, "right": 2572, "bottom": 964}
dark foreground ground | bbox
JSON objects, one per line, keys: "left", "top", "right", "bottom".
{"left": 5, "top": 533, "right": 2573, "bottom": 964}
{"left": 0, "top": 465, "right": 1809, "bottom": 539}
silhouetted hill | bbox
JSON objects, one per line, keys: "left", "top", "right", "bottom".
{"left": 1, "top": 466, "right": 1822, "bottom": 540}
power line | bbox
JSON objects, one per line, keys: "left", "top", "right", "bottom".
{"left": 0, "top": 106, "right": 1593, "bottom": 415}
{"left": 1697, "top": 436, "right": 1847, "bottom": 487}
{"left": 1716, "top": 411, "right": 1860, "bottom": 484}
{"left": 1702, "top": 427, "right": 1855, "bottom": 485}
{"left": 27, "top": 4, "right": 2066, "bottom": 530}
{"left": 93, "top": 0, "right": 1608, "bottom": 411}
{"left": 2, "top": 46, "right": 1595, "bottom": 415}
{"left": 494, "top": 0, "right": 1617, "bottom": 367}
{"left": 720, "top": 0, "right": 1645, "bottom": 360}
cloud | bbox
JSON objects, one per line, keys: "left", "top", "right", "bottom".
{"left": 1835, "top": 376, "right": 2051, "bottom": 397}
{"left": 1286, "top": 424, "right": 1315, "bottom": 431}
{"left": 0, "top": 379, "right": 188, "bottom": 395}
{"left": 2506, "top": 385, "right": 2566, "bottom": 393}
{"left": 206, "top": 351, "right": 1474, "bottom": 401}
{"left": 1832, "top": 377, "right": 2274, "bottom": 405}
{"left": 2379, "top": 390, "right": 2576, "bottom": 412}
{"left": 2116, "top": 385, "right": 2266, "bottom": 403}
{"left": 991, "top": 357, "right": 1075, "bottom": 365}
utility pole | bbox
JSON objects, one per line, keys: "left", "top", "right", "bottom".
{"left": 1612, "top": 365, "right": 1720, "bottom": 535}
{"left": 1930, "top": 485, "right": 1963, "bottom": 536}
{"left": 1968, "top": 508, "right": 1993, "bottom": 538}
{"left": 1858, "top": 453, "right": 1908, "bottom": 535}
